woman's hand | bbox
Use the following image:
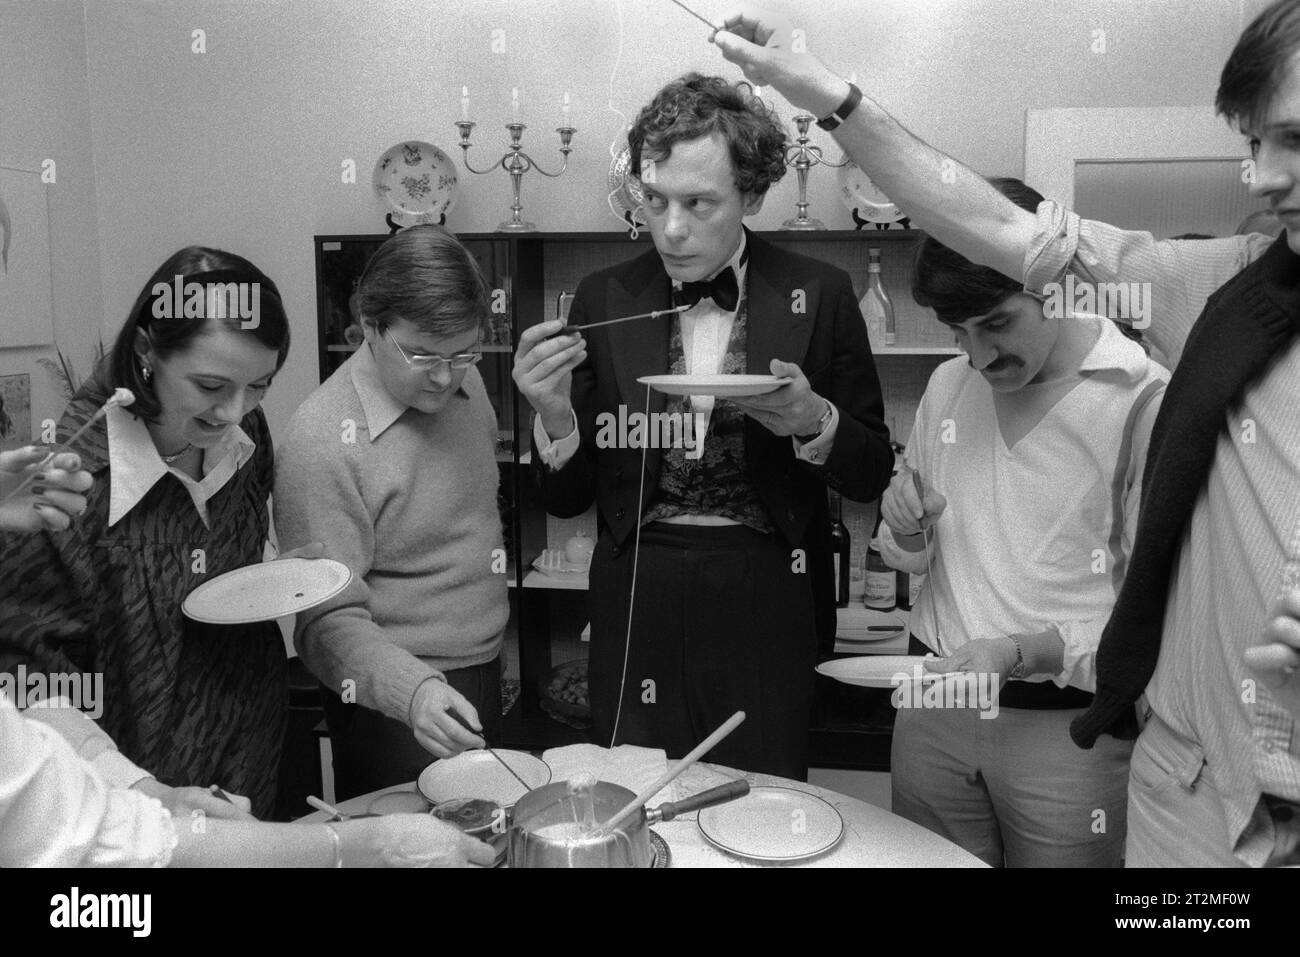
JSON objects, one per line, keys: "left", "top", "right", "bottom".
{"left": 0, "top": 448, "right": 93, "bottom": 533}
{"left": 336, "top": 814, "right": 495, "bottom": 867}
{"left": 132, "top": 778, "right": 257, "bottom": 822}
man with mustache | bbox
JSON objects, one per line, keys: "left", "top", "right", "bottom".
{"left": 713, "top": 2, "right": 1300, "bottom": 866}
{"left": 876, "top": 176, "right": 1167, "bottom": 866}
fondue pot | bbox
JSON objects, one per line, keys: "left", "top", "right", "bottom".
{"left": 507, "top": 779, "right": 749, "bottom": 868}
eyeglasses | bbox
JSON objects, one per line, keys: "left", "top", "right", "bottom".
{"left": 384, "top": 328, "right": 483, "bottom": 372}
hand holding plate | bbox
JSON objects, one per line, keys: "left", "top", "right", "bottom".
{"left": 729, "top": 359, "right": 825, "bottom": 436}
{"left": 923, "top": 637, "right": 1015, "bottom": 687}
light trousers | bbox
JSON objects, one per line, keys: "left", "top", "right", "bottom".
{"left": 891, "top": 700, "right": 1132, "bottom": 867}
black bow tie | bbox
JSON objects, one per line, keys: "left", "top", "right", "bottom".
{"left": 672, "top": 265, "right": 740, "bottom": 312}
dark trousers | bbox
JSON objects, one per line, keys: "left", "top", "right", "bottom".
{"left": 321, "top": 656, "right": 502, "bottom": 801}
{"left": 587, "top": 522, "right": 817, "bottom": 780}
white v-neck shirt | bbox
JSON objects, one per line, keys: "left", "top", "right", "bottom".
{"left": 880, "top": 315, "right": 1167, "bottom": 692}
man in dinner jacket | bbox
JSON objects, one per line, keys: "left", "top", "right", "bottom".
{"left": 512, "top": 73, "right": 893, "bottom": 778}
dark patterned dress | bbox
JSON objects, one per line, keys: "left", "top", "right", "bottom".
{"left": 0, "top": 368, "right": 287, "bottom": 817}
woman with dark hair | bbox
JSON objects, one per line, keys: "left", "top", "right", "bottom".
{"left": 0, "top": 246, "right": 303, "bottom": 820}
{"left": 275, "top": 225, "right": 508, "bottom": 799}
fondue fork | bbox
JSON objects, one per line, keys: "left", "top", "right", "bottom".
{"left": 911, "top": 469, "right": 941, "bottom": 652}
{"left": 666, "top": 0, "right": 720, "bottom": 31}
{"left": 0, "top": 388, "right": 135, "bottom": 505}
{"left": 559, "top": 304, "right": 689, "bottom": 335}
{"left": 450, "top": 711, "right": 535, "bottom": 794}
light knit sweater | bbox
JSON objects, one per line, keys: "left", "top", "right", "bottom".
{"left": 274, "top": 346, "right": 507, "bottom": 725}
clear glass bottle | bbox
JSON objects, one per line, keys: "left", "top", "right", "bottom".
{"left": 863, "top": 511, "right": 896, "bottom": 611}
{"left": 860, "top": 248, "right": 896, "bottom": 350}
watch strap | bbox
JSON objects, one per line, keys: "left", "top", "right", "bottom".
{"left": 816, "top": 83, "right": 863, "bottom": 131}
{"left": 796, "top": 401, "right": 834, "bottom": 443}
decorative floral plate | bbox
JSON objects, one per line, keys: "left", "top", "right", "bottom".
{"left": 373, "top": 141, "right": 459, "bottom": 225}
{"left": 836, "top": 157, "right": 905, "bottom": 224}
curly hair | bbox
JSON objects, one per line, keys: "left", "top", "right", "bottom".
{"left": 628, "top": 73, "right": 788, "bottom": 196}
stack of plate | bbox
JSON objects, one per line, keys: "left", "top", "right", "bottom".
{"left": 835, "top": 609, "right": 906, "bottom": 645}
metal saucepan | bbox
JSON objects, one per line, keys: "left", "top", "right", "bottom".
{"left": 507, "top": 779, "right": 749, "bottom": 868}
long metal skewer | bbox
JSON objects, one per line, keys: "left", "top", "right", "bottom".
{"left": 561, "top": 304, "right": 689, "bottom": 334}
{"left": 449, "top": 711, "right": 534, "bottom": 794}
{"left": 667, "top": 0, "right": 719, "bottom": 30}
{"left": 0, "top": 388, "right": 134, "bottom": 505}
{"left": 912, "top": 468, "right": 941, "bottom": 653}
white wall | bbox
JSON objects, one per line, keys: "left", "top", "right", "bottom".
{"left": 16, "top": 0, "right": 1271, "bottom": 439}
{"left": 0, "top": 0, "right": 105, "bottom": 438}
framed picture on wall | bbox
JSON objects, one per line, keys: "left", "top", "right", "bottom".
{"left": 0, "top": 372, "right": 32, "bottom": 448}
{"left": 0, "top": 165, "right": 55, "bottom": 348}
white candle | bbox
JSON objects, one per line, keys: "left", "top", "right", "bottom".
{"left": 562, "top": 91, "right": 571, "bottom": 128}
{"left": 461, "top": 85, "right": 469, "bottom": 121}
{"left": 512, "top": 87, "right": 520, "bottom": 120}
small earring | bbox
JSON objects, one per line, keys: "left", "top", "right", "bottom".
{"left": 141, "top": 364, "right": 152, "bottom": 382}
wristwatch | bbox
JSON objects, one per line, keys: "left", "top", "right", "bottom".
{"left": 797, "top": 401, "right": 834, "bottom": 443}
{"left": 816, "top": 82, "right": 863, "bottom": 131}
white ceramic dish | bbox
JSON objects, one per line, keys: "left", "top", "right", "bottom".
{"left": 182, "top": 558, "right": 352, "bottom": 624}
{"left": 373, "top": 141, "right": 459, "bottom": 224}
{"left": 637, "top": 374, "right": 792, "bottom": 398}
{"left": 417, "top": 750, "right": 552, "bottom": 807}
{"left": 697, "top": 786, "right": 844, "bottom": 862}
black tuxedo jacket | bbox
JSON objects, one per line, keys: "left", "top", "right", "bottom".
{"left": 531, "top": 230, "right": 894, "bottom": 649}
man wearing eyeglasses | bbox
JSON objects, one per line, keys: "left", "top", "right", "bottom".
{"left": 275, "top": 226, "right": 509, "bottom": 800}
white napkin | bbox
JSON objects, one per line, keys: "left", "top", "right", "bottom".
{"left": 541, "top": 743, "right": 680, "bottom": 805}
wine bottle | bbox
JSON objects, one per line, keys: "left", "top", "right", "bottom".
{"left": 864, "top": 510, "right": 896, "bottom": 611}
{"left": 860, "top": 248, "right": 896, "bottom": 350}
{"left": 829, "top": 490, "right": 850, "bottom": 608}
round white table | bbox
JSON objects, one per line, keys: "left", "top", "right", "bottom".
{"left": 301, "top": 760, "right": 984, "bottom": 868}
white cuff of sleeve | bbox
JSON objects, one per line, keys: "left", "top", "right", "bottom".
{"left": 792, "top": 403, "right": 840, "bottom": 465}
{"left": 534, "top": 411, "right": 581, "bottom": 472}
{"left": 1023, "top": 199, "right": 1081, "bottom": 296}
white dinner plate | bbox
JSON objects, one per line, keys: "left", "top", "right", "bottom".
{"left": 417, "top": 750, "right": 552, "bottom": 806}
{"left": 637, "top": 374, "right": 793, "bottom": 398}
{"left": 697, "top": 786, "right": 844, "bottom": 862}
{"left": 182, "top": 558, "right": 352, "bottom": 624}
{"left": 816, "top": 654, "right": 963, "bottom": 688}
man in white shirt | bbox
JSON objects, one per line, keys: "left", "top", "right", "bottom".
{"left": 877, "top": 178, "right": 1167, "bottom": 866}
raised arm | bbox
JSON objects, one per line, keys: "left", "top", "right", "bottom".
{"left": 711, "top": 9, "right": 1036, "bottom": 280}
